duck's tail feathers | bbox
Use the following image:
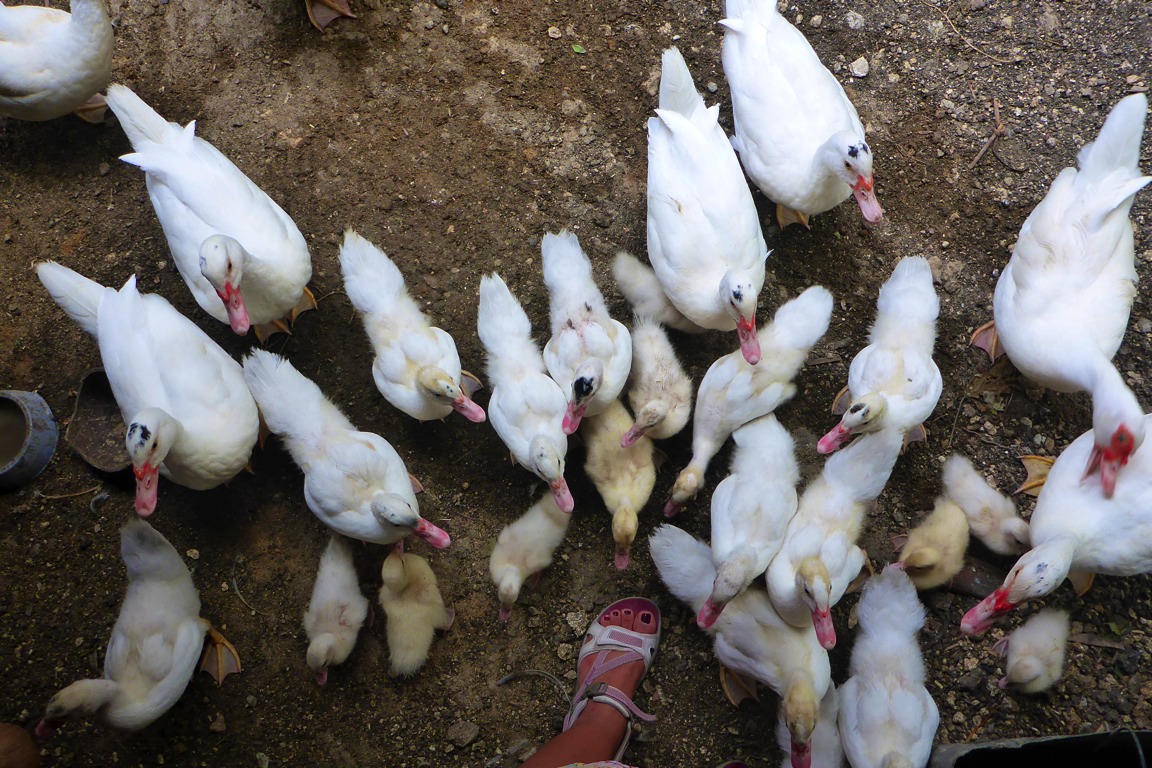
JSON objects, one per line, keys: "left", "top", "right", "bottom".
{"left": 723, "top": 0, "right": 777, "bottom": 25}
{"left": 478, "top": 273, "right": 540, "bottom": 366}
{"left": 856, "top": 565, "right": 925, "bottom": 637}
{"left": 1076, "top": 94, "right": 1152, "bottom": 215}
{"left": 241, "top": 349, "right": 349, "bottom": 446}
{"left": 873, "top": 256, "right": 939, "bottom": 334}
{"left": 338, "top": 229, "right": 409, "bottom": 317}
{"left": 659, "top": 48, "right": 706, "bottom": 118}
{"left": 761, "top": 285, "right": 833, "bottom": 353}
{"left": 105, "top": 84, "right": 183, "bottom": 151}
{"left": 648, "top": 524, "right": 714, "bottom": 612}
{"left": 540, "top": 230, "right": 599, "bottom": 308}
{"left": 36, "top": 261, "right": 108, "bottom": 338}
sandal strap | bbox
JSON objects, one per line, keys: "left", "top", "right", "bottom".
{"left": 580, "top": 681, "right": 657, "bottom": 725}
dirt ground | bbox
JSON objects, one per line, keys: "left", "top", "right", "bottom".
{"left": 2, "top": 0, "right": 1152, "bottom": 766}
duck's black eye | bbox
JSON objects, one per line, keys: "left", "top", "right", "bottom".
{"left": 849, "top": 403, "right": 865, "bottom": 414}
{"left": 844, "top": 161, "right": 852, "bottom": 170}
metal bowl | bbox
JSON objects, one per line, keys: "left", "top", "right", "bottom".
{"left": 0, "top": 390, "right": 59, "bottom": 489}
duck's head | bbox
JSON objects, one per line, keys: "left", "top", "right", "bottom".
{"left": 1087, "top": 399, "right": 1146, "bottom": 497}
{"left": 1000, "top": 656, "right": 1044, "bottom": 690}
{"left": 306, "top": 632, "right": 357, "bottom": 686}
{"left": 125, "top": 409, "right": 181, "bottom": 517}
{"left": 611, "top": 507, "right": 637, "bottom": 570}
{"left": 825, "top": 131, "right": 883, "bottom": 223}
{"left": 898, "top": 542, "right": 942, "bottom": 587}
{"left": 783, "top": 678, "right": 819, "bottom": 768}
{"left": 563, "top": 359, "right": 605, "bottom": 434}
{"left": 200, "top": 235, "right": 251, "bottom": 335}
{"left": 796, "top": 557, "right": 835, "bottom": 649}
{"left": 664, "top": 465, "right": 703, "bottom": 517}
{"left": 370, "top": 493, "right": 451, "bottom": 548}
{"left": 496, "top": 567, "right": 522, "bottom": 621}
{"left": 699, "top": 555, "right": 753, "bottom": 628}
{"left": 416, "top": 367, "right": 486, "bottom": 423}
{"left": 529, "top": 435, "right": 573, "bottom": 512}
{"left": 961, "top": 544, "right": 1070, "bottom": 635}
{"left": 718, "top": 270, "right": 762, "bottom": 365}
{"left": 817, "top": 393, "right": 886, "bottom": 454}
{"left": 621, "top": 401, "right": 666, "bottom": 447}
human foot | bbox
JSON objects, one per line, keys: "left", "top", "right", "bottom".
{"left": 562, "top": 598, "right": 660, "bottom": 755}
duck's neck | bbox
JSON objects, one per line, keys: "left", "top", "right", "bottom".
{"left": 53, "top": 679, "right": 119, "bottom": 718}
{"left": 1089, "top": 363, "right": 1145, "bottom": 446}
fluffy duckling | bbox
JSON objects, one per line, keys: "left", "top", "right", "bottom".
{"left": 0, "top": 723, "right": 39, "bottom": 768}
{"left": 541, "top": 230, "right": 632, "bottom": 434}
{"left": 621, "top": 314, "right": 693, "bottom": 446}
{"left": 378, "top": 551, "right": 454, "bottom": 677}
{"left": 943, "top": 454, "right": 1029, "bottom": 555}
{"left": 338, "top": 229, "right": 485, "bottom": 423}
{"left": 698, "top": 414, "right": 800, "bottom": 629}
{"left": 242, "top": 350, "right": 451, "bottom": 549}
{"left": 818, "top": 256, "right": 941, "bottom": 454}
{"left": 0, "top": 0, "right": 111, "bottom": 122}
{"left": 897, "top": 497, "right": 970, "bottom": 591}
{"left": 994, "top": 609, "right": 1070, "bottom": 694}
{"left": 478, "top": 273, "right": 574, "bottom": 512}
{"left": 36, "top": 520, "right": 228, "bottom": 736}
{"left": 838, "top": 565, "right": 939, "bottom": 768}
{"left": 105, "top": 85, "right": 314, "bottom": 341}
{"left": 665, "top": 286, "right": 833, "bottom": 516}
{"left": 489, "top": 493, "right": 571, "bottom": 620}
{"left": 767, "top": 427, "right": 904, "bottom": 649}
{"left": 582, "top": 399, "right": 657, "bottom": 569}
{"left": 303, "top": 534, "right": 369, "bottom": 686}
{"left": 651, "top": 524, "right": 830, "bottom": 768}
{"left": 611, "top": 250, "right": 702, "bottom": 334}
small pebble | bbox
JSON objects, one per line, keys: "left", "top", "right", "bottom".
{"left": 186, "top": 549, "right": 200, "bottom": 560}
{"left": 849, "top": 57, "right": 869, "bottom": 77}
{"left": 845, "top": 10, "right": 865, "bottom": 29}
{"left": 548, "top": 26, "right": 561, "bottom": 38}
{"left": 256, "top": 754, "right": 270, "bottom": 768}
{"left": 557, "top": 642, "right": 574, "bottom": 661}
{"left": 209, "top": 713, "right": 226, "bottom": 733}
{"left": 809, "top": 15, "right": 822, "bottom": 27}
{"left": 446, "top": 720, "right": 480, "bottom": 747}
{"left": 706, "top": 81, "right": 718, "bottom": 93}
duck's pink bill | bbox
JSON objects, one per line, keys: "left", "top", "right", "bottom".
{"left": 812, "top": 607, "right": 836, "bottom": 649}
{"left": 550, "top": 478, "right": 574, "bottom": 513}
{"left": 414, "top": 518, "right": 451, "bottom": 549}
{"left": 133, "top": 463, "right": 159, "bottom": 517}
{"left": 737, "top": 318, "right": 760, "bottom": 365}
{"left": 817, "top": 422, "right": 851, "bottom": 454}
{"left": 453, "top": 397, "right": 486, "bottom": 423}
{"left": 853, "top": 176, "right": 884, "bottom": 223}
{"left": 217, "top": 282, "right": 251, "bottom": 335}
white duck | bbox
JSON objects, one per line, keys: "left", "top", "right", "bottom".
{"left": 962, "top": 413, "right": 1152, "bottom": 635}
{"left": 37, "top": 262, "right": 259, "bottom": 517}
{"left": 697, "top": 414, "right": 800, "bottom": 629}
{"left": 105, "top": 84, "right": 314, "bottom": 340}
{"left": 838, "top": 564, "right": 939, "bottom": 768}
{"left": 489, "top": 493, "right": 571, "bottom": 620}
{"left": 644, "top": 47, "right": 769, "bottom": 364}
{"left": 994, "top": 608, "right": 1070, "bottom": 694}
{"left": 818, "top": 256, "right": 941, "bottom": 454}
{"left": 0, "top": 0, "right": 111, "bottom": 122}
{"left": 721, "top": 0, "right": 883, "bottom": 228}
{"left": 379, "top": 550, "right": 454, "bottom": 677}
{"left": 338, "top": 229, "right": 485, "bottom": 423}
{"left": 540, "top": 230, "right": 632, "bottom": 433}
{"left": 970, "top": 93, "right": 1151, "bottom": 497}
{"left": 665, "top": 285, "right": 832, "bottom": 516}
{"left": 651, "top": 524, "right": 831, "bottom": 768}
{"left": 478, "top": 273, "right": 574, "bottom": 512}
{"left": 767, "top": 426, "right": 904, "bottom": 649}
{"left": 303, "top": 534, "right": 369, "bottom": 686}
{"left": 241, "top": 349, "right": 451, "bottom": 549}
{"left": 35, "top": 520, "right": 217, "bottom": 735}
{"left": 621, "top": 313, "right": 693, "bottom": 446}
{"left": 582, "top": 399, "right": 656, "bottom": 569}
{"left": 943, "top": 454, "right": 1029, "bottom": 555}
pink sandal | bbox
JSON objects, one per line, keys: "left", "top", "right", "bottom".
{"left": 562, "top": 597, "right": 662, "bottom": 762}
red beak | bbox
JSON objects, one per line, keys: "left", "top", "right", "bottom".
{"left": 216, "top": 282, "right": 251, "bottom": 335}
{"left": 133, "top": 463, "right": 160, "bottom": 517}
{"left": 736, "top": 316, "right": 760, "bottom": 365}
{"left": 817, "top": 422, "right": 852, "bottom": 454}
{"left": 852, "top": 174, "right": 884, "bottom": 223}
{"left": 960, "top": 586, "right": 1015, "bottom": 635}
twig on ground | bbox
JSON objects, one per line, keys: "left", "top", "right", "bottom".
{"left": 231, "top": 555, "right": 261, "bottom": 615}
{"left": 970, "top": 97, "right": 1005, "bottom": 169}
{"left": 918, "top": 0, "right": 1012, "bottom": 64}
{"left": 33, "top": 483, "right": 103, "bottom": 500}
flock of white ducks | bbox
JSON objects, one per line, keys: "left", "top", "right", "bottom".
{"left": 7, "top": 0, "right": 1152, "bottom": 764}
